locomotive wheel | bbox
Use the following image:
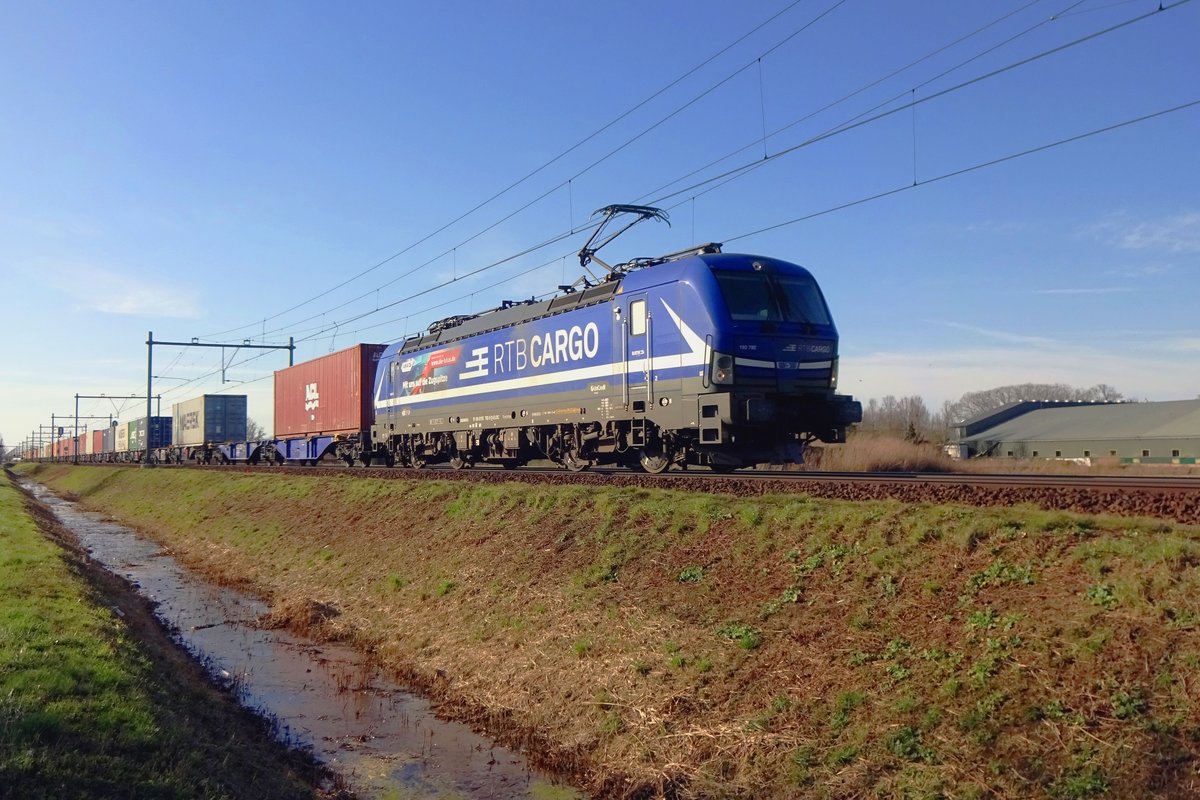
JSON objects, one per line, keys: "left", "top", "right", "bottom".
{"left": 638, "top": 449, "right": 671, "bottom": 474}
{"left": 562, "top": 450, "right": 590, "bottom": 472}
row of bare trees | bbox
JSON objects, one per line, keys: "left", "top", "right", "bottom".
{"left": 858, "top": 383, "right": 1126, "bottom": 443}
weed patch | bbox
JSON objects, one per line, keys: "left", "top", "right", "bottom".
{"left": 964, "top": 558, "right": 1035, "bottom": 596}
{"left": 717, "top": 621, "right": 762, "bottom": 650}
{"left": 22, "top": 464, "right": 1200, "bottom": 800}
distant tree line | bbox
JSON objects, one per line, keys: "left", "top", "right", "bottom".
{"left": 858, "top": 383, "right": 1126, "bottom": 443}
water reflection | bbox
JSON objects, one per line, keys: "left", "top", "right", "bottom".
{"left": 24, "top": 481, "right": 582, "bottom": 800}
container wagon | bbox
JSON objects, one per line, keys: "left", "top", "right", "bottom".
{"left": 169, "top": 394, "right": 248, "bottom": 463}
{"left": 237, "top": 343, "right": 386, "bottom": 465}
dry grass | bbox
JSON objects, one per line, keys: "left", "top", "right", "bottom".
{"left": 809, "top": 435, "right": 956, "bottom": 472}
{"left": 23, "top": 463, "right": 1200, "bottom": 799}
{"left": 812, "top": 434, "right": 1200, "bottom": 476}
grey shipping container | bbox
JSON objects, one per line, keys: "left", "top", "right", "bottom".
{"left": 102, "top": 426, "right": 115, "bottom": 453}
{"left": 172, "top": 395, "right": 248, "bottom": 446}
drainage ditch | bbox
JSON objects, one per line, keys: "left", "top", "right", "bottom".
{"left": 22, "top": 480, "right": 583, "bottom": 800}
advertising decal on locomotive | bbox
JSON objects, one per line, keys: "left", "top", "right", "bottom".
{"left": 377, "top": 301, "right": 708, "bottom": 410}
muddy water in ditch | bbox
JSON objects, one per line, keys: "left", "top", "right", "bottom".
{"left": 24, "top": 482, "right": 583, "bottom": 800}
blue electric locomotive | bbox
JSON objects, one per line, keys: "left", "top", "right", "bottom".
{"left": 371, "top": 210, "right": 860, "bottom": 471}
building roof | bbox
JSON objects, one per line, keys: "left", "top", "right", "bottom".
{"left": 961, "top": 399, "right": 1200, "bottom": 444}
{"left": 954, "top": 401, "right": 1112, "bottom": 438}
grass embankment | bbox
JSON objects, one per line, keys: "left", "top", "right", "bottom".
{"left": 0, "top": 471, "right": 331, "bottom": 800}
{"left": 21, "top": 463, "right": 1200, "bottom": 799}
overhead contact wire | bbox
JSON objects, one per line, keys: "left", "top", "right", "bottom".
{"left": 187, "top": 0, "right": 1186, "bottom": 380}
{"left": 201, "top": 0, "right": 816, "bottom": 340}
{"left": 723, "top": 99, "right": 1200, "bottom": 243}
{"left": 647, "top": 0, "right": 1188, "bottom": 208}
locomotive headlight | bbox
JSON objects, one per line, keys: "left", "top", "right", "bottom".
{"left": 711, "top": 352, "right": 735, "bottom": 385}
{"left": 830, "top": 357, "right": 839, "bottom": 389}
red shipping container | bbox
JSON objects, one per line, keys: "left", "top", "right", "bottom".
{"left": 273, "top": 344, "right": 387, "bottom": 437}
{"left": 91, "top": 429, "right": 104, "bottom": 454}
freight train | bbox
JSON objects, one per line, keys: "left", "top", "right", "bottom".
{"left": 371, "top": 244, "right": 860, "bottom": 472}
{"left": 34, "top": 209, "right": 862, "bottom": 471}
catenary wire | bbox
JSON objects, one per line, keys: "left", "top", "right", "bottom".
{"left": 633, "top": 0, "right": 1075, "bottom": 205}
{"left": 141, "top": 1, "right": 1187, "bottom": 397}
{"left": 200, "top": 0, "right": 819, "bottom": 340}
{"left": 173, "top": 97, "right": 1200, "bottom": 399}
{"left": 248, "top": 0, "right": 1149, "bottom": 347}
{"left": 210, "top": 0, "right": 851, "bottom": 346}
{"left": 645, "top": 0, "right": 1189, "bottom": 208}
{"left": 250, "top": 0, "right": 1179, "bottom": 350}
{"left": 721, "top": 99, "right": 1200, "bottom": 243}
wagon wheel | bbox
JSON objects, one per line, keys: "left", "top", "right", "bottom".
{"left": 562, "top": 449, "right": 591, "bottom": 472}
{"left": 408, "top": 451, "right": 426, "bottom": 470}
{"left": 449, "top": 453, "right": 469, "bottom": 470}
{"left": 638, "top": 447, "right": 671, "bottom": 474}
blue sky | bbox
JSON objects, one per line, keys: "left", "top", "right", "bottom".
{"left": 2, "top": 0, "right": 1197, "bottom": 448}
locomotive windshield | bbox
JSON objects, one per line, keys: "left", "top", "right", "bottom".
{"left": 711, "top": 269, "right": 831, "bottom": 325}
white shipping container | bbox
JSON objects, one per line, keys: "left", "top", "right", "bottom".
{"left": 84, "top": 429, "right": 95, "bottom": 455}
{"left": 115, "top": 422, "right": 130, "bottom": 452}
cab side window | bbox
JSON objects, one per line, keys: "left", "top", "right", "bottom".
{"left": 630, "top": 299, "right": 647, "bottom": 336}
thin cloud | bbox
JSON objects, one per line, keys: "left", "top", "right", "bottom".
{"left": 925, "top": 320, "right": 1058, "bottom": 347}
{"left": 843, "top": 345, "right": 1196, "bottom": 408}
{"left": 961, "top": 219, "right": 1029, "bottom": 235}
{"left": 1104, "top": 263, "right": 1172, "bottom": 279}
{"left": 2, "top": 214, "right": 104, "bottom": 240}
{"left": 1086, "top": 211, "right": 1200, "bottom": 254}
{"left": 1034, "top": 287, "right": 1133, "bottom": 295}
{"left": 1162, "top": 338, "right": 1200, "bottom": 353}
{"left": 91, "top": 286, "right": 201, "bottom": 318}
{"left": 43, "top": 263, "right": 202, "bottom": 319}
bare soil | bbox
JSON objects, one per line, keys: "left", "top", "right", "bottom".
{"left": 24, "top": 464, "right": 1200, "bottom": 799}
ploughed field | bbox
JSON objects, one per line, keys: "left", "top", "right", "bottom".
{"left": 22, "top": 463, "right": 1200, "bottom": 799}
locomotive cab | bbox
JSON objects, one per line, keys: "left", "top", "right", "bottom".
{"left": 686, "top": 253, "right": 861, "bottom": 467}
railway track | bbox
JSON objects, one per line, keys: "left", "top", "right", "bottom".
{"left": 60, "top": 460, "right": 1196, "bottom": 525}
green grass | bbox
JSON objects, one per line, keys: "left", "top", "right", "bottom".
{"left": 18, "top": 462, "right": 1200, "bottom": 800}
{"left": 0, "top": 473, "right": 319, "bottom": 799}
